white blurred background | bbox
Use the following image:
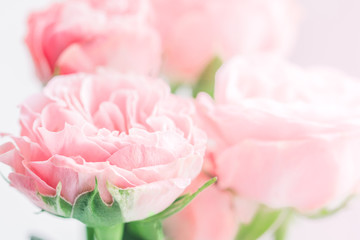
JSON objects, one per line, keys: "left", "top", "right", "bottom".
{"left": 1, "top": 0, "right": 360, "bottom": 239}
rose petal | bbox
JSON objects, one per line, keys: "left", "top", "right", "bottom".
{"left": 216, "top": 134, "right": 360, "bottom": 211}
{"left": 37, "top": 124, "right": 111, "bottom": 162}
{"left": 108, "top": 178, "right": 190, "bottom": 222}
{"left": 26, "top": 155, "right": 95, "bottom": 203}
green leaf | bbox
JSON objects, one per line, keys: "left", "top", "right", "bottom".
{"left": 71, "top": 180, "right": 124, "bottom": 227}
{"left": 170, "top": 82, "right": 182, "bottom": 94}
{"left": 273, "top": 210, "right": 294, "bottom": 240}
{"left": 192, "top": 57, "right": 223, "bottom": 98}
{"left": 235, "top": 206, "right": 282, "bottom": 240}
{"left": 123, "top": 221, "right": 165, "bottom": 240}
{"left": 141, "top": 177, "right": 217, "bottom": 223}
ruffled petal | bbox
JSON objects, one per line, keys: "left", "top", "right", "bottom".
{"left": 37, "top": 124, "right": 111, "bottom": 162}
{"left": 25, "top": 155, "right": 95, "bottom": 203}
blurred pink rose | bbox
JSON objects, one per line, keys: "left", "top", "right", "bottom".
{"left": 150, "top": 0, "right": 300, "bottom": 83}
{"left": 196, "top": 56, "right": 360, "bottom": 212}
{"left": 26, "top": 0, "right": 161, "bottom": 83}
{"left": 164, "top": 173, "right": 257, "bottom": 240}
{"left": 74, "top": 0, "right": 152, "bottom": 17}
{"left": 0, "top": 71, "right": 206, "bottom": 222}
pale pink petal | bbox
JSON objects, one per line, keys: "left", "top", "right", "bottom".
{"left": 23, "top": 164, "right": 56, "bottom": 197}
{"left": 37, "top": 124, "right": 111, "bottom": 162}
{"left": 161, "top": 12, "right": 215, "bottom": 81}
{"left": 107, "top": 144, "right": 175, "bottom": 171}
{"left": 8, "top": 173, "right": 49, "bottom": 210}
{"left": 57, "top": 23, "right": 161, "bottom": 77}
{"left": 40, "top": 103, "right": 87, "bottom": 132}
{"left": 108, "top": 178, "right": 190, "bottom": 222}
{"left": 25, "top": 155, "right": 95, "bottom": 203}
{"left": 131, "top": 154, "right": 202, "bottom": 182}
{"left": 96, "top": 165, "right": 146, "bottom": 204}
{"left": 151, "top": 0, "right": 300, "bottom": 82}
{"left": 93, "top": 102, "right": 126, "bottom": 132}
{"left": 0, "top": 143, "right": 25, "bottom": 174}
{"left": 216, "top": 135, "right": 360, "bottom": 211}
{"left": 26, "top": 0, "right": 159, "bottom": 83}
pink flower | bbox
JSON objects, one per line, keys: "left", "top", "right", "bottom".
{"left": 26, "top": 0, "right": 161, "bottom": 83}
{"left": 0, "top": 71, "right": 206, "bottom": 222}
{"left": 196, "top": 55, "right": 360, "bottom": 213}
{"left": 74, "top": 0, "right": 151, "bottom": 17}
{"left": 150, "top": 0, "right": 300, "bottom": 83}
{"left": 164, "top": 173, "right": 257, "bottom": 240}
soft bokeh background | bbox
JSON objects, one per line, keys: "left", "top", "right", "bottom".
{"left": 1, "top": 0, "right": 360, "bottom": 239}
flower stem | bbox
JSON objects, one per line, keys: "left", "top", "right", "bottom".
{"left": 86, "top": 226, "right": 95, "bottom": 240}
{"left": 91, "top": 223, "right": 124, "bottom": 240}
{"left": 123, "top": 221, "right": 165, "bottom": 240}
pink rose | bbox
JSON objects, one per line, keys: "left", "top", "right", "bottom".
{"left": 0, "top": 71, "right": 206, "bottom": 223}
{"left": 26, "top": 0, "right": 161, "bottom": 83}
{"left": 196, "top": 55, "right": 360, "bottom": 213}
{"left": 150, "top": 0, "right": 300, "bottom": 83}
{"left": 74, "top": 0, "right": 151, "bottom": 17}
{"left": 164, "top": 173, "right": 257, "bottom": 240}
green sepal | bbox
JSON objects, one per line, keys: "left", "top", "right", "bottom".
{"left": 141, "top": 177, "right": 216, "bottom": 223}
{"left": 192, "top": 56, "right": 223, "bottom": 98}
{"left": 38, "top": 182, "right": 72, "bottom": 218}
{"left": 72, "top": 180, "right": 124, "bottom": 227}
{"left": 236, "top": 205, "right": 283, "bottom": 240}
{"left": 38, "top": 177, "right": 216, "bottom": 231}
{"left": 38, "top": 180, "right": 124, "bottom": 227}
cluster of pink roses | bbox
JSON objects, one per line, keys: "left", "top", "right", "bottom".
{"left": 1, "top": 0, "right": 360, "bottom": 239}
{"left": 26, "top": 0, "right": 300, "bottom": 84}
